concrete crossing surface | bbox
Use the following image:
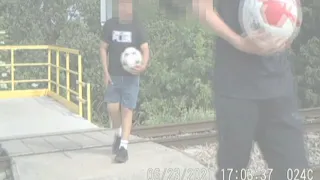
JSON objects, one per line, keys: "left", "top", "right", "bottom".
{"left": 0, "top": 97, "right": 210, "bottom": 180}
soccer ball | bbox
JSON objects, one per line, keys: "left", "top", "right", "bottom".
{"left": 120, "top": 47, "right": 143, "bottom": 74}
{"left": 239, "top": 0, "right": 302, "bottom": 41}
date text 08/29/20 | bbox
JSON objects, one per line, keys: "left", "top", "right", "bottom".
{"left": 146, "top": 168, "right": 214, "bottom": 180}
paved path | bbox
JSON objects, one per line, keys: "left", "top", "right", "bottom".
{"left": 0, "top": 97, "right": 212, "bottom": 180}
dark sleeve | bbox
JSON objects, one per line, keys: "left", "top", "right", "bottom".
{"left": 101, "top": 20, "right": 113, "bottom": 44}
{"left": 136, "top": 21, "right": 148, "bottom": 45}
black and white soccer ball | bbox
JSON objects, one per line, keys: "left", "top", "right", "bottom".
{"left": 120, "top": 47, "right": 142, "bottom": 74}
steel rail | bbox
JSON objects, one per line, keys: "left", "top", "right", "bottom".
{"left": 132, "top": 107, "right": 320, "bottom": 137}
{"left": 0, "top": 119, "right": 318, "bottom": 143}
{"left": 0, "top": 121, "right": 213, "bottom": 142}
{"left": 155, "top": 132, "right": 218, "bottom": 149}
{"left": 300, "top": 107, "right": 320, "bottom": 118}
{"left": 0, "top": 114, "right": 319, "bottom": 143}
{"left": 0, "top": 120, "right": 215, "bottom": 142}
{"left": 158, "top": 121, "right": 320, "bottom": 148}
{"left": 0, "top": 120, "right": 318, "bottom": 162}
{"left": 134, "top": 119, "right": 320, "bottom": 138}
{"left": 0, "top": 107, "right": 317, "bottom": 164}
{"left": 131, "top": 120, "right": 215, "bottom": 137}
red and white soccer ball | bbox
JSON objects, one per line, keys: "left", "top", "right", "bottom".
{"left": 240, "top": 0, "right": 302, "bottom": 41}
{"left": 120, "top": 47, "right": 143, "bottom": 74}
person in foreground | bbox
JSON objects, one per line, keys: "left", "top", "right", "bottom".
{"left": 193, "top": 0, "right": 309, "bottom": 179}
{"left": 99, "top": 0, "right": 149, "bottom": 163}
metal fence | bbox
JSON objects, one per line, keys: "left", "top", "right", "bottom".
{"left": 0, "top": 45, "right": 92, "bottom": 121}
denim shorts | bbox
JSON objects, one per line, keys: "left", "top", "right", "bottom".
{"left": 104, "top": 75, "right": 140, "bottom": 109}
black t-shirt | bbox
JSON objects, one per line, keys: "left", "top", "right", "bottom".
{"left": 101, "top": 17, "right": 148, "bottom": 76}
{"left": 214, "top": 0, "right": 296, "bottom": 99}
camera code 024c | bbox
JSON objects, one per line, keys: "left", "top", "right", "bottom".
{"left": 146, "top": 167, "right": 214, "bottom": 180}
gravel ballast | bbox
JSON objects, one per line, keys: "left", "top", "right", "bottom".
{"left": 183, "top": 131, "right": 320, "bottom": 176}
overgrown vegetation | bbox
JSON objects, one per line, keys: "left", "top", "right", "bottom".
{"left": 0, "top": 0, "right": 319, "bottom": 126}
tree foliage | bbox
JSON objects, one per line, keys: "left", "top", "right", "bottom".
{"left": 292, "top": 1, "right": 320, "bottom": 107}
{"left": 0, "top": 0, "right": 319, "bottom": 126}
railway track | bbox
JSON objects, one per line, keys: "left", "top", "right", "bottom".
{"left": 151, "top": 120, "right": 320, "bottom": 148}
{"left": 132, "top": 122, "right": 320, "bottom": 149}
{"left": 132, "top": 107, "right": 320, "bottom": 138}
{"left": 131, "top": 120, "right": 215, "bottom": 137}
{"left": 136, "top": 107, "right": 320, "bottom": 179}
{"left": 131, "top": 107, "right": 320, "bottom": 148}
{"left": 133, "top": 120, "right": 320, "bottom": 140}
{"left": 0, "top": 108, "right": 318, "bottom": 179}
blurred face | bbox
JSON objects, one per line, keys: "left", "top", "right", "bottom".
{"left": 118, "top": 0, "right": 133, "bottom": 20}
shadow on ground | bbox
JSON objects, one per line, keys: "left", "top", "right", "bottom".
{"left": 0, "top": 144, "right": 14, "bottom": 180}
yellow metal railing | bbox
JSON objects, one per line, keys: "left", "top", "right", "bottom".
{"left": 0, "top": 45, "right": 92, "bottom": 121}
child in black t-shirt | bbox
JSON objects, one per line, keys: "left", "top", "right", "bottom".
{"left": 100, "top": 0, "right": 149, "bottom": 163}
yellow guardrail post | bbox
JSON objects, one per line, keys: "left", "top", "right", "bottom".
{"left": 0, "top": 45, "right": 92, "bottom": 121}
{"left": 56, "top": 51, "right": 60, "bottom": 95}
{"left": 78, "top": 55, "right": 83, "bottom": 117}
{"left": 66, "top": 53, "right": 70, "bottom": 101}
{"left": 47, "top": 49, "right": 51, "bottom": 91}
{"left": 86, "top": 83, "right": 92, "bottom": 122}
{"left": 10, "top": 49, "right": 14, "bottom": 90}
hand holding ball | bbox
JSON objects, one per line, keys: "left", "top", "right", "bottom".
{"left": 121, "top": 47, "right": 143, "bottom": 74}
